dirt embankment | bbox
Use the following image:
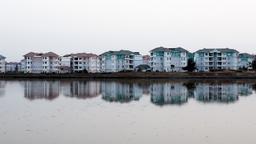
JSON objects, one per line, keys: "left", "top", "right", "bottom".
{"left": 0, "top": 71, "right": 256, "bottom": 79}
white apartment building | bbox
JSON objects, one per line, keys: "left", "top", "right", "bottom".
{"left": 100, "top": 50, "right": 143, "bottom": 72}
{"left": 194, "top": 48, "right": 239, "bottom": 72}
{"left": 150, "top": 47, "right": 189, "bottom": 72}
{"left": 59, "top": 54, "right": 72, "bottom": 73}
{"left": 42, "top": 52, "right": 60, "bottom": 73}
{"left": 23, "top": 52, "right": 60, "bottom": 73}
{"left": 70, "top": 53, "right": 100, "bottom": 73}
{"left": 5, "top": 62, "right": 21, "bottom": 72}
{"left": 0, "top": 55, "right": 6, "bottom": 73}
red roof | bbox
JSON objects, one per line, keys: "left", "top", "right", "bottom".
{"left": 24, "top": 52, "right": 42, "bottom": 57}
{"left": 24, "top": 52, "right": 59, "bottom": 58}
{"left": 42, "top": 52, "right": 59, "bottom": 58}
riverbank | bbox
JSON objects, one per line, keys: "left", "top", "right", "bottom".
{"left": 0, "top": 71, "right": 256, "bottom": 79}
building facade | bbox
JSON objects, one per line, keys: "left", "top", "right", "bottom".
{"left": 238, "top": 53, "right": 254, "bottom": 70}
{"left": 5, "top": 62, "right": 21, "bottom": 73}
{"left": 0, "top": 55, "right": 6, "bottom": 73}
{"left": 194, "top": 48, "right": 239, "bottom": 72}
{"left": 42, "top": 52, "right": 61, "bottom": 73}
{"left": 100, "top": 50, "right": 143, "bottom": 72}
{"left": 70, "top": 53, "right": 100, "bottom": 73}
{"left": 59, "top": 54, "right": 72, "bottom": 73}
{"left": 22, "top": 52, "right": 60, "bottom": 73}
{"left": 150, "top": 47, "right": 189, "bottom": 72}
{"left": 142, "top": 55, "right": 150, "bottom": 65}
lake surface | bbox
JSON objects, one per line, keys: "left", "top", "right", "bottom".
{"left": 1, "top": 79, "right": 256, "bottom": 144}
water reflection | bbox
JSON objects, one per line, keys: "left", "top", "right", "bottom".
{"left": 150, "top": 82, "right": 188, "bottom": 105}
{"left": 62, "top": 81, "right": 100, "bottom": 99}
{"left": 238, "top": 83, "right": 253, "bottom": 96}
{"left": 101, "top": 81, "right": 143, "bottom": 103}
{"left": 0, "top": 81, "right": 6, "bottom": 97}
{"left": 12, "top": 80, "right": 256, "bottom": 105}
{"left": 194, "top": 83, "right": 239, "bottom": 103}
{"left": 24, "top": 81, "right": 60, "bottom": 100}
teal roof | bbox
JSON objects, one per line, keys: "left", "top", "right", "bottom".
{"left": 239, "top": 53, "right": 254, "bottom": 58}
{"left": 100, "top": 50, "right": 140, "bottom": 56}
{"left": 195, "top": 48, "right": 239, "bottom": 53}
{"left": 150, "top": 47, "right": 189, "bottom": 53}
{"left": 0, "top": 54, "right": 6, "bottom": 59}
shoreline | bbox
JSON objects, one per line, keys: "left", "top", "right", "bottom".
{"left": 1, "top": 72, "right": 256, "bottom": 80}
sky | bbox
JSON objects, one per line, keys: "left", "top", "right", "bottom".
{"left": 0, "top": 0, "right": 256, "bottom": 61}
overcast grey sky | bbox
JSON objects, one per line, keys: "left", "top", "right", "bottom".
{"left": 0, "top": 0, "right": 256, "bottom": 61}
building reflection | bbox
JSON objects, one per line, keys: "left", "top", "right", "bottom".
{"left": 150, "top": 81, "right": 255, "bottom": 105}
{"left": 101, "top": 81, "right": 143, "bottom": 103}
{"left": 0, "top": 81, "right": 6, "bottom": 97}
{"left": 194, "top": 83, "right": 239, "bottom": 103}
{"left": 150, "top": 82, "right": 188, "bottom": 106}
{"left": 238, "top": 83, "right": 253, "bottom": 96}
{"left": 24, "top": 81, "right": 60, "bottom": 100}
{"left": 19, "top": 80, "right": 256, "bottom": 104}
{"left": 62, "top": 81, "right": 100, "bottom": 99}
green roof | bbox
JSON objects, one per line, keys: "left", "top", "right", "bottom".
{"left": 100, "top": 50, "right": 140, "bottom": 56}
{"left": 239, "top": 53, "right": 254, "bottom": 58}
{"left": 0, "top": 54, "right": 6, "bottom": 59}
{"left": 150, "top": 47, "right": 189, "bottom": 53}
{"left": 195, "top": 48, "right": 239, "bottom": 53}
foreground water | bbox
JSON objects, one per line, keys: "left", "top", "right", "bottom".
{"left": 0, "top": 79, "right": 256, "bottom": 144}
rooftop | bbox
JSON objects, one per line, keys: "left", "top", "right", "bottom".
{"left": 0, "top": 54, "right": 6, "bottom": 59}
{"left": 42, "top": 52, "right": 59, "bottom": 58}
{"left": 239, "top": 53, "right": 254, "bottom": 58}
{"left": 195, "top": 48, "right": 239, "bottom": 53}
{"left": 100, "top": 50, "right": 140, "bottom": 56}
{"left": 69, "top": 53, "right": 98, "bottom": 58}
{"left": 150, "top": 47, "right": 189, "bottom": 53}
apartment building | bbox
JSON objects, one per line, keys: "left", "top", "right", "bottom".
{"left": 59, "top": 54, "right": 72, "bottom": 73}
{"left": 238, "top": 53, "right": 254, "bottom": 70}
{"left": 42, "top": 52, "right": 60, "bottom": 73}
{"left": 150, "top": 47, "right": 189, "bottom": 72}
{"left": 194, "top": 48, "right": 239, "bottom": 72}
{"left": 142, "top": 55, "right": 150, "bottom": 65}
{"left": 0, "top": 55, "right": 6, "bottom": 73}
{"left": 5, "top": 62, "right": 21, "bottom": 73}
{"left": 23, "top": 52, "right": 60, "bottom": 73}
{"left": 100, "top": 50, "right": 143, "bottom": 72}
{"left": 70, "top": 53, "right": 100, "bottom": 73}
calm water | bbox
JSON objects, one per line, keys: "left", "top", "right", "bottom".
{"left": 1, "top": 79, "right": 256, "bottom": 144}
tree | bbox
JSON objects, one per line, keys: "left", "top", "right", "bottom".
{"left": 252, "top": 58, "right": 256, "bottom": 70}
{"left": 183, "top": 58, "right": 196, "bottom": 72}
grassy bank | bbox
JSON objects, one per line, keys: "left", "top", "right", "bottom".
{"left": 1, "top": 71, "right": 256, "bottom": 79}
